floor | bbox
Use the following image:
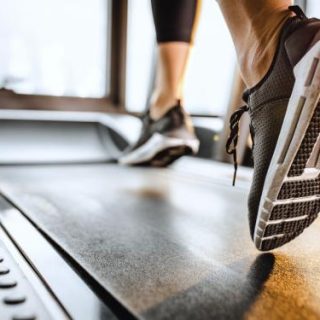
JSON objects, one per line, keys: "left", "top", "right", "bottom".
{"left": 0, "top": 158, "right": 319, "bottom": 319}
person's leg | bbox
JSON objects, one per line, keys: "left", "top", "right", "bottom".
{"left": 120, "top": 0, "right": 202, "bottom": 166}
{"left": 150, "top": 0, "right": 202, "bottom": 120}
{"left": 223, "top": 2, "right": 320, "bottom": 250}
{"left": 149, "top": 43, "right": 191, "bottom": 119}
{"left": 217, "top": 0, "right": 293, "bottom": 87}
{"left": 224, "top": 0, "right": 320, "bottom": 250}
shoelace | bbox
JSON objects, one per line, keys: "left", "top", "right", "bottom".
{"left": 226, "top": 105, "right": 249, "bottom": 186}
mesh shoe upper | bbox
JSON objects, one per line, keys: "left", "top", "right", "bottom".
{"left": 246, "top": 17, "right": 301, "bottom": 237}
{"left": 123, "top": 103, "right": 195, "bottom": 155}
{"left": 230, "top": 11, "right": 320, "bottom": 238}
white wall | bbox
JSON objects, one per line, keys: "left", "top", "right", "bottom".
{"left": 0, "top": 0, "right": 108, "bottom": 97}
{"left": 307, "top": 1, "right": 320, "bottom": 16}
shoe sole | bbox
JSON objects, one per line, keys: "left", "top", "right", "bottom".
{"left": 118, "top": 132, "right": 199, "bottom": 167}
{"left": 254, "top": 41, "right": 320, "bottom": 251}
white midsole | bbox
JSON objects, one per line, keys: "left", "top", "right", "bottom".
{"left": 266, "top": 215, "right": 309, "bottom": 225}
{"left": 262, "top": 234, "right": 285, "bottom": 241}
{"left": 119, "top": 133, "right": 200, "bottom": 165}
{"left": 284, "top": 167, "right": 320, "bottom": 181}
{"left": 272, "top": 194, "right": 320, "bottom": 205}
{"left": 254, "top": 40, "right": 320, "bottom": 249}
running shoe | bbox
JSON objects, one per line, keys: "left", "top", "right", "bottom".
{"left": 227, "top": 6, "right": 320, "bottom": 251}
{"left": 119, "top": 102, "right": 199, "bottom": 166}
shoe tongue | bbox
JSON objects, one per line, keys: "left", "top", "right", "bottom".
{"left": 163, "top": 103, "right": 183, "bottom": 117}
{"left": 176, "top": 99, "right": 183, "bottom": 108}
{"left": 288, "top": 5, "right": 308, "bottom": 20}
{"left": 147, "top": 102, "right": 182, "bottom": 122}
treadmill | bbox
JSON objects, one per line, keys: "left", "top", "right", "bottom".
{"left": 0, "top": 110, "right": 319, "bottom": 320}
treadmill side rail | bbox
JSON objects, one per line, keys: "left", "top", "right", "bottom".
{"left": 0, "top": 196, "right": 119, "bottom": 320}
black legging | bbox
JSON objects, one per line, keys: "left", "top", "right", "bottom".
{"left": 151, "top": 0, "right": 201, "bottom": 44}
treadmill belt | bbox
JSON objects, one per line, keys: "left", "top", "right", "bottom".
{"left": 1, "top": 162, "right": 320, "bottom": 319}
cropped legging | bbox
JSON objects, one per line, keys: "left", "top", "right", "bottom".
{"left": 151, "top": 0, "right": 202, "bottom": 44}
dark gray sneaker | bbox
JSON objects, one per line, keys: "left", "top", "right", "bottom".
{"left": 119, "top": 102, "right": 199, "bottom": 166}
{"left": 227, "top": 6, "right": 320, "bottom": 251}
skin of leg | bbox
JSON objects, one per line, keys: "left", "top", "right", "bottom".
{"left": 150, "top": 42, "right": 192, "bottom": 120}
{"left": 150, "top": 0, "right": 202, "bottom": 120}
{"left": 217, "top": 0, "right": 294, "bottom": 88}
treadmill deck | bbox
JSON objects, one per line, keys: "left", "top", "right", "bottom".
{"left": 0, "top": 159, "right": 320, "bottom": 319}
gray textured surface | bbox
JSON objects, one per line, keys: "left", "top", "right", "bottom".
{"left": 0, "top": 238, "right": 53, "bottom": 320}
{"left": 0, "top": 110, "right": 135, "bottom": 164}
{"left": 0, "top": 159, "right": 320, "bottom": 319}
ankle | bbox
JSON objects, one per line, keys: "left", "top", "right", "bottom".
{"left": 238, "top": 43, "right": 278, "bottom": 88}
{"left": 238, "top": 9, "right": 293, "bottom": 88}
{"left": 149, "top": 91, "right": 181, "bottom": 120}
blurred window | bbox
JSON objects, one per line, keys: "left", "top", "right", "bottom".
{"left": 125, "top": 0, "right": 236, "bottom": 116}
{"left": 0, "top": 0, "right": 109, "bottom": 97}
{"left": 125, "top": 0, "right": 155, "bottom": 113}
{"left": 307, "top": 0, "right": 320, "bottom": 16}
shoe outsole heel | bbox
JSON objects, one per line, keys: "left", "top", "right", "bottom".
{"left": 137, "top": 146, "right": 193, "bottom": 167}
{"left": 254, "top": 41, "right": 320, "bottom": 251}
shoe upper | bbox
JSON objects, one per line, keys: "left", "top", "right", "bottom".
{"left": 123, "top": 102, "right": 195, "bottom": 155}
{"left": 227, "top": 7, "right": 320, "bottom": 238}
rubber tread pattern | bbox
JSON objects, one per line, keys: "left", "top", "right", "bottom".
{"left": 264, "top": 213, "right": 318, "bottom": 237}
{"left": 137, "top": 146, "right": 192, "bottom": 167}
{"left": 270, "top": 199, "right": 320, "bottom": 220}
{"left": 261, "top": 213, "right": 318, "bottom": 250}
{"left": 261, "top": 231, "right": 303, "bottom": 251}
{"left": 278, "top": 176, "right": 320, "bottom": 199}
